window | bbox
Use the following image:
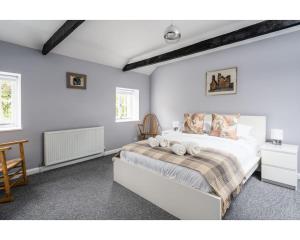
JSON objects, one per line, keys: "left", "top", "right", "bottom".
{"left": 116, "top": 87, "right": 139, "bottom": 122}
{"left": 0, "top": 72, "right": 21, "bottom": 131}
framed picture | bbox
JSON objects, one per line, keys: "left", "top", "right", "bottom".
{"left": 206, "top": 67, "right": 237, "bottom": 96}
{"left": 66, "top": 72, "right": 87, "bottom": 89}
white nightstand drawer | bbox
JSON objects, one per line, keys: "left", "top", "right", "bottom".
{"left": 261, "top": 150, "right": 297, "bottom": 170}
{"left": 262, "top": 165, "right": 297, "bottom": 187}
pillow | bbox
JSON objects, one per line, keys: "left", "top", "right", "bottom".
{"left": 237, "top": 124, "right": 253, "bottom": 138}
{"left": 210, "top": 113, "right": 240, "bottom": 140}
{"left": 183, "top": 113, "right": 205, "bottom": 134}
{"left": 203, "top": 114, "right": 212, "bottom": 134}
{"left": 204, "top": 120, "right": 211, "bottom": 134}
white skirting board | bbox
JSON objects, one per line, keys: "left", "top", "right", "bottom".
{"left": 27, "top": 148, "right": 121, "bottom": 176}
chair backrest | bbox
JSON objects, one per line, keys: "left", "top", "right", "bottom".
{"left": 142, "top": 114, "right": 160, "bottom": 135}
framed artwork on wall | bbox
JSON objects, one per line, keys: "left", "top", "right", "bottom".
{"left": 66, "top": 72, "right": 87, "bottom": 89}
{"left": 206, "top": 67, "right": 237, "bottom": 96}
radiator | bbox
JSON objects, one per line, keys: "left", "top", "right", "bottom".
{"left": 44, "top": 126, "right": 104, "bottom": 166}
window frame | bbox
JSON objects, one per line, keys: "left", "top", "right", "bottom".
{"left": 115, "top": 87, "right": 139, "bottom": 123}
{"left": 0, "top": 71, "right": 22, "bottom": 132}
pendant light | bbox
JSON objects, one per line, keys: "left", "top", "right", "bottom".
{"left": 163, "top": 22, "right": 181, "bottom": 44}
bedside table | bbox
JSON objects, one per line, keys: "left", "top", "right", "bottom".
{"left": 261, "top": 143, "right": 298, "bottom": 190}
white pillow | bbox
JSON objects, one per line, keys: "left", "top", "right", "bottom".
{"left": 204, "top": 120, "right": 211, "bottom": 133}
{"left": 203, "top": 114, "right": 212, "bottom": 134}
{"left": 237, "top": 124, "right": 253, "bottom": 137}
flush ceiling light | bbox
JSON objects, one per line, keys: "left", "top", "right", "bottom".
{"left": 164, "top": 24, "right": 181, "bottom": 44}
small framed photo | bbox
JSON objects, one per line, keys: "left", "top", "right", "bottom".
{"left": 206, "top": 67, "right": 237, "bottom": 96}
{"left": 66, "top": 72, "right": 87, "bottom": 89}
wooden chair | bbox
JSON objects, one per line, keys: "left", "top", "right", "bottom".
{"left": 138, "top": 114, "right": 161, "bottom": 140}
{"left": 0, "top": 140, "right": 28, "bottom": 203}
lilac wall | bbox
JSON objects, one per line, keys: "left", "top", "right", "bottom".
{"left": 0, "top": 41, "right": 150, "bottom": 169}
{"left": 151, "top": 30, "right": 300, "bottom": 172}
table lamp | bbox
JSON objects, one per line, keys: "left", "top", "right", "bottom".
{"left": 271, "top": 129, "right": 283, "bottom": 145}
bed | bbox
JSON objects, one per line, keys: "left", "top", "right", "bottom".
{"left": 113, "top": 115, "right": 266, "bottom": 219}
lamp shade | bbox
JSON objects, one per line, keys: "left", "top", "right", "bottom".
{"left": 271, "top": 129, "right": 283, "bottom": 141}
{"left": 164, "top": 24, "right": 181, "bottom": 43}
{"left": 172, "top": 121, "right": 180, "bottom": 128}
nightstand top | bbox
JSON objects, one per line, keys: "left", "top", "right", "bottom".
{"left": 261, "top": 142, "right": 298, "bottom": 154}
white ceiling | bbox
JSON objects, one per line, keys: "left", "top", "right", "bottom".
{"left": 0, "top": 20, "right": 264, "bottom": 74}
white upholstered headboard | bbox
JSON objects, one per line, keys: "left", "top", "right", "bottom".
{"left": 204, "top": 115, "right": 266, "bottom": 145}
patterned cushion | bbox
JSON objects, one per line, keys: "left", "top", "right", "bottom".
{"left": 183, "top": 113, "right": 205, "bottom": 134}
{"left": 210, "top": 113, "right": 240, "bottom": 140}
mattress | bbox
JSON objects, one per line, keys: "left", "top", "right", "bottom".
{"left": 120, "top": 132, "right": 260, "bottom": 193}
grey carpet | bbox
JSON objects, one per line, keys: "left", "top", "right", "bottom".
{"left": 0, "top": 155, "right": 299, "bottom": 220}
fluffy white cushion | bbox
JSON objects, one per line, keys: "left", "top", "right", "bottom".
{"left": 203, "top": 114, "right": 212, "bottom": 134}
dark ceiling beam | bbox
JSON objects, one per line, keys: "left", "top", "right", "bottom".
{"left": 42, "top": 20, "right": 85, "bottom": 55}
{"left": 123, "top": 20, "right": 300, "bottom": 71}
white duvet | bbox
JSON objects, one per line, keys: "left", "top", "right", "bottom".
{"left": 120, "top": 132, "right": 260, "bottom": 193}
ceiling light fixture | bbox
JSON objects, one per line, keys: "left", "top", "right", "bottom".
{"left": 163, "top": 23, "right": 181, "bottom": 44}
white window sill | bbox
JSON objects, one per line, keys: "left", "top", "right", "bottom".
{"left": 0, "top": 127, "right": 22, "bottom": 133}
{"left": 115, "top": 119, "right": 140, "bottom": 123}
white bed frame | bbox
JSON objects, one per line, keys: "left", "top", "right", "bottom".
{"left": 113, "top": 115, "right": 266, "bottom": 220}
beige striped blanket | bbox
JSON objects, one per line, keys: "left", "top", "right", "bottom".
{"left": 118, "top": 140, "right": 245, "bottom": 215}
